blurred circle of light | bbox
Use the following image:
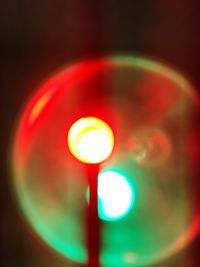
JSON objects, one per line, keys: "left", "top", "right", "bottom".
{"left": 68, "top": 117, "right": 114, "bottom": 164}
{"left": 98, "top": 170, "right": 135, "bottom": 221}
{"left": 11, "top": 55, "right": 200, "bottom": 267}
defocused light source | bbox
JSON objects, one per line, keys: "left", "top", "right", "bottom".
{"left": 12, "top": 55, "right": 199, "bottom": 266}
{"left": 67, "top": 117, "right": 114, "bottom": 164}
{"left": 86, "top": 170, "right": 135, "bottom": 221}
{"left": 98, "top": 170, "right": 135, "bottom": 221}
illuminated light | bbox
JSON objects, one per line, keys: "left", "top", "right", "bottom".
{"left": 97, "top": 170, "right": 135, "bottom": 221}
{"left": 86, "top": 170, "right": 135, "bottom": 221}
{"left": 68, "top": 117, "right": 114, "bottom": 164}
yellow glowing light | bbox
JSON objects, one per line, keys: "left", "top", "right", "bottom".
{"left": 68, "top": 117, "right": 114, "bottom": 164}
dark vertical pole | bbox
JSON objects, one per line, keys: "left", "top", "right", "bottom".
{"left": 86, "top": 164, "right": 100, "bottom": 267}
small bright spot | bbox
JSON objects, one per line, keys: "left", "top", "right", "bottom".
{"left": 68, "top": 117, "right": 114, "bottom": 164}
{"left": 29, "top": 88, "right": 55, "bottom": 125}
{"left": 123, "top": 252, "right": 137, "bottom": 263}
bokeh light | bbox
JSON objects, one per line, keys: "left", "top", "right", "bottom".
{"left": 98, "top": 169, "right": 135, "bottom": 221}
{"left": 86, "top": 169, "right": 135, "bottom": 221}
{"left": 11, "top": 55, "right": 200, "bottom": 266}
{"left": 68, "top": 117, "right": 114, "bottom": 164}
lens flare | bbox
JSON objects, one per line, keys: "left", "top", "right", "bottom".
{"left": 67, "top": 117, "right": 114, "bottom": 164}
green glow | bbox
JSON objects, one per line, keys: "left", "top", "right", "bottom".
{"left": 13, "top": 167, "right": 87, "bottom": 264}
{"left": 86, "top": 169, "right": 135, "bottom": 221}
{"left": 98, "top": 170, "right": 135, "bottom": 221}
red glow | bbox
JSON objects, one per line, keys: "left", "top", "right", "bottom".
{"left": 13, "top": 59, "right": 117, "bottom": 168}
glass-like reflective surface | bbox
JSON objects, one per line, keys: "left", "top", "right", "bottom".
{"left": 12, "top": 55, "right": 200, "bottom": 266}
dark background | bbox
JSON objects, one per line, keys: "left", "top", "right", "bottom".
{"left": 1, "top": 0, "right": 200, "bottom": 266}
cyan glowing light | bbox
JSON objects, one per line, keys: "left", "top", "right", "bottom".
{"left": 97, "top": 170, "right": 135, "bottom": 221}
